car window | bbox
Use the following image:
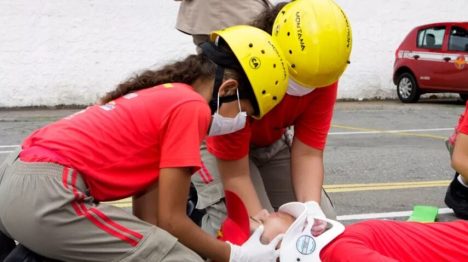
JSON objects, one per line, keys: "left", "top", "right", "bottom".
{"left": 448, "top": 26, "right": 468, "bottom": 52}
{"left": 417, "top": 26, "right": 445, "bottom": 49}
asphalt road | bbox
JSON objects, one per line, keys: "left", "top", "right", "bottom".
{"left": 0, "top": 98, "right": 465, "bottom": 223}
{"left": 325, "top": 98, "right": 464, "bottom": 223}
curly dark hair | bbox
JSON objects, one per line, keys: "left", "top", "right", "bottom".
{"left": 99, "top": 38, "right": 257, "bottom": 105}
{"left": 99, "top": 4, "right": 295, "bottom": 106}
{"left": 99, "top": 54, "right": 217, "bottom": 104}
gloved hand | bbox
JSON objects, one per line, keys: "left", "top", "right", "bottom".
{"left": 305, "top": 201, "right": 327, "bottom": 236}
{"left": 229, "top": 225, "right": 283, "bottom": 262}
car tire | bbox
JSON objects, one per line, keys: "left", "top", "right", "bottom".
{"left": 397, "top": 73, "right": 420, "bottom": 103}
{"left": 459, "top": 93, "right": 468, "bottom": 103}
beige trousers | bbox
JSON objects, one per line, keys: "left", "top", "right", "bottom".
{"left": 0, "top": 152, "right": 202, "bottom": 262}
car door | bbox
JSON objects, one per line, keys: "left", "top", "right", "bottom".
{"left": 411, "top": 26, "right": 447, "bottom": 89}
{"left": 440, "top": 24, "right": 468, "bottom": 90}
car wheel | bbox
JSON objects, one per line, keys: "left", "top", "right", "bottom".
{"left": 397, "top": 73, "right": 420, "bottom": 103}
{"left": 459, "top": 93, "right": 468, "bottom": 102}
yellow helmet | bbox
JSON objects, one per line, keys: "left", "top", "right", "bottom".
{"left": 211, "top": 25, "right": 289, "bottom": 119}
{"left": 272, "top": 0, "right": 352, "bottom": 88}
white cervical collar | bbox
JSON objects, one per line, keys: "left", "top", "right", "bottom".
{"left": 278, "top": 202, "right": 345, "bottom": 262}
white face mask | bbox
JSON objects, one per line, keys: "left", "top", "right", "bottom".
{"left": 208, "top": 89, "right": 247, "bottom": 137}
{"left": 286, "top": 78, "right": 315, "bottom": 96}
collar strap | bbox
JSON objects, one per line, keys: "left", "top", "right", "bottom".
{"left": 201, "top": 41, "right": 242, "bottom": 114}
{"left": 209, "top": 66, "right": 225, "bottom": 114}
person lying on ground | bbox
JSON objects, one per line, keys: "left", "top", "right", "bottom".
{"left": 220, "top": 191, "right": 468, "bottom": 261}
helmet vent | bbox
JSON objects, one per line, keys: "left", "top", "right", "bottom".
{"left": 273, "top": 96, "right": 277, "bottom": 100}
{"left": 261, "top": 50, "right": 265, "bottom": 54}
{"left": 275, "top": 80, "right": 279, "bottom": 85}
{"left": 287, "top": 32, "right": 291, "bottom": 36}
{"left": 273, "top": 64, "right": 276, "bottom": 68}
{"left": 291, "top": 64, "right": 296, "bottom": 68}
{"left": 249, "top": 43, "right": 253, "bottom": 48}
{"left": 262, "top": 90, "right": 266, "bottom": 94}
{"left": 289, "top": 50, "right": 292, "bottom": 54}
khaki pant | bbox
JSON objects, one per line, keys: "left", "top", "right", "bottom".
{"left": 0, "top": 152, "right": 202, "bottom": 262}
{"left": 192, "top": 132, "right": 336, "bottom": 236}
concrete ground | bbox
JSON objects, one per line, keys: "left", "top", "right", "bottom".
{"left": 0, "top": 98, "right": 465, "bottom": 224}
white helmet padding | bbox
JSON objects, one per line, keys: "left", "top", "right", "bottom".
{"left": 279, "top": 202, "right": 345, "bottom": 262}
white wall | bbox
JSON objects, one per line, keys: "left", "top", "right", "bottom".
{"left": 337, "top": 0, "right": 467, "bottom": 100}
{"left": 0, "top": 0, "right": 466, "bottom": 107}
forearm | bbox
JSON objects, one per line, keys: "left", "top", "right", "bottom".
{"left": 292, "top": 156, "right": 324, "bottom": 202}
{"left": 452, "top": 132, "right": 468, "bottom": 181}
{"left": 218, "top": 156, "right": 264, "bottom": 215}
{"left": 160, "top": 215, "right": 230, "bottom": 262}
{"left": 291, "top": 138, "right": 324, "bottom": 202}
{"left": 158, "top": 167, "right": 230, "bottom": 261}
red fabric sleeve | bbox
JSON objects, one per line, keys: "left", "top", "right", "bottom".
{"left": 457, "top": 102, "right": 468, "bottom": 134}
{"left": 160, "top": 100, "right": 211, "bottom": 172}
{"left": 294, "top": 83, "right": 337, "bottom": 150}
{"left": 206, "top": 120, "right": 252, "bottom": 160}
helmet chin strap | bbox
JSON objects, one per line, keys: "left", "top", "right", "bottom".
{"left": 200, "top": 40, "right": 259, "bottom": 115}
{"left": 200, "top": 40, "right": 237, "bottom": 114}
{"left": 209, "top": 66, "right": 225, "bottom": 114}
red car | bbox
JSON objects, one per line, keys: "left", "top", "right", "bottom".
{"left": 393, "top": 22, "right": 468, "bottom": 103}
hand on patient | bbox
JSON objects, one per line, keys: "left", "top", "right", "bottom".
{"left": 259, "top": 212, "right": 295, "bottom": 245}
{"left": 306, "top": 201, "right": 328, "bottom": 236}
{"left": 251, "top": 210, "right": 329, "bottom": 244}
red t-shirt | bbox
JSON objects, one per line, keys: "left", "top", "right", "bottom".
{"left": 448, "top": 101, "right": 468, "bottom": 146}
{"left": 20, "top": 83, "right": 211, "bottom": 201}
{"left": 207, "top": 83, "right": 337, "bottom": 160}
{"left": 321, "top": 219, "right": 468, "bottom": 262}
{"left": 457, "top": 101, "right": 468, "bottom": 134}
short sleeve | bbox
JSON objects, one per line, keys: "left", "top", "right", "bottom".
{"left": 159, "top": 100, "right": 211, "bottom": 171}
{"left": 206, "top": 121, "right": 252, "bottom": 160}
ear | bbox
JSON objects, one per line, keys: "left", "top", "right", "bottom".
{"left": 218, "top": 79, "right": 239, "bottom": 97}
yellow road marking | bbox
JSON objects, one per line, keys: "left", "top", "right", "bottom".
{"left": 324, "top": 180, "right": 450, "bottom": 193}
{"left": 331, "top": 124, "right": 447, "bottom": 140}
{"left": 105, "top": 180, "right": 451, "bottom": 208}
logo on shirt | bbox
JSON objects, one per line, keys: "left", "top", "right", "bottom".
{"left": 123, "top": 93, "right": 138, "bottom": 99}
{"left": 100, "top": 101, "right": 116, "bottom": 111}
